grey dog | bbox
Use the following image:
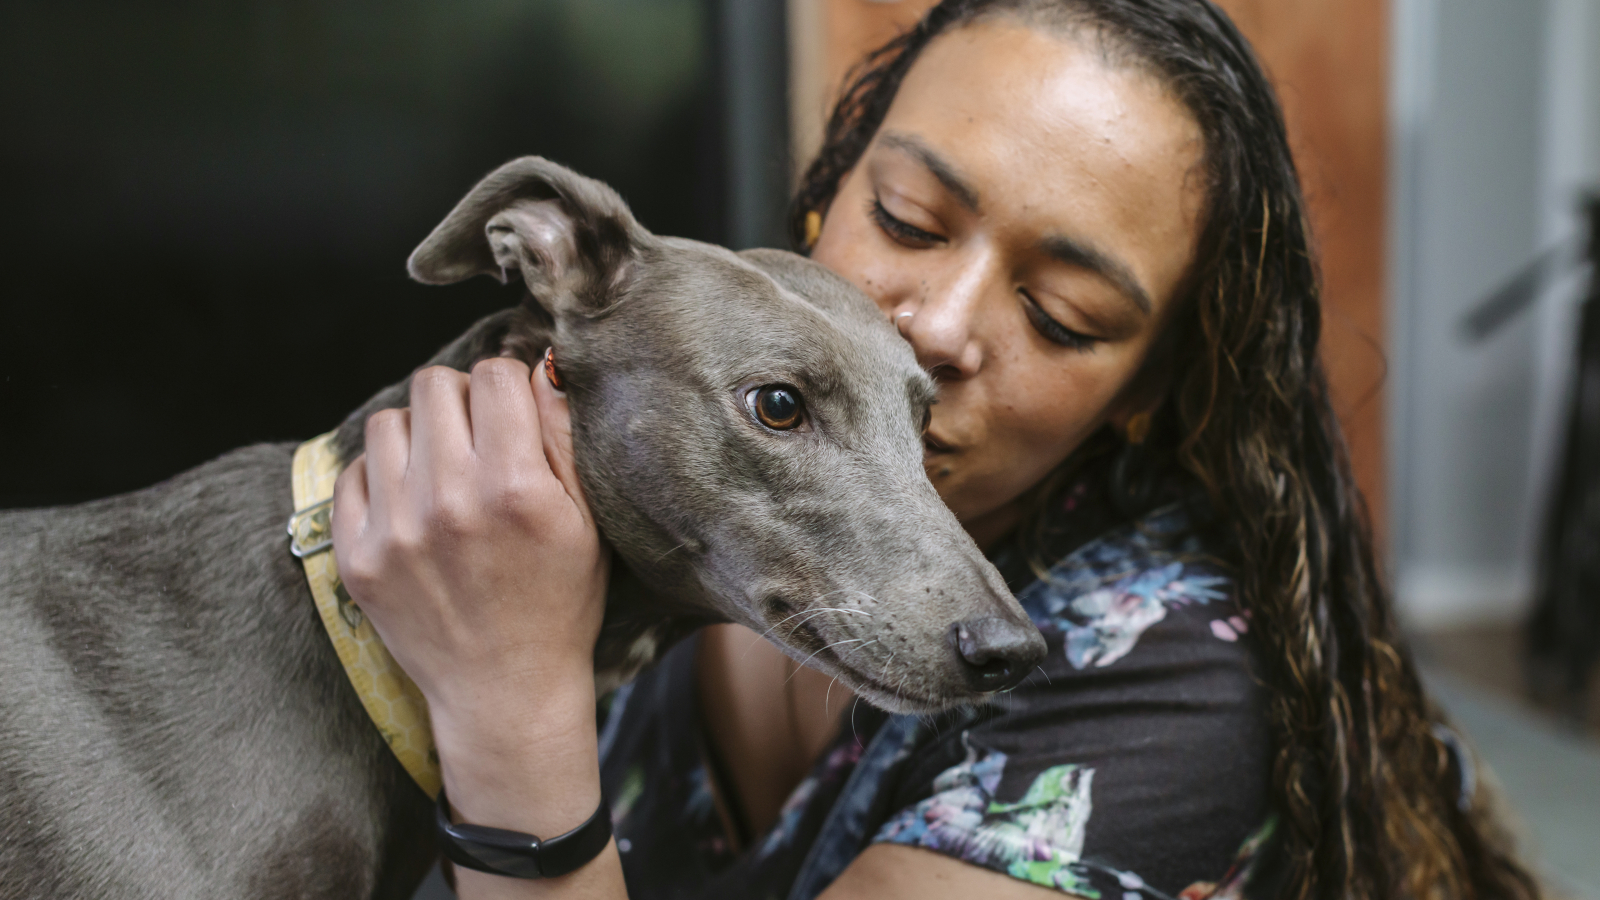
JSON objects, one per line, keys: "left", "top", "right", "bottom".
{"left": 0, "top": 158, "right": 1045, "bottom": 899}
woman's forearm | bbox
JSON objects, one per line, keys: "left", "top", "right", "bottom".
{"left": 434, "top": 669, "right": 628, "bottom": 900}
{"left": 325, "top": 359, "right": 623, "bottom": 898}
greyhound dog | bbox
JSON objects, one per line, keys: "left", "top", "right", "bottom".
{"left": 0, "top": 157, "right": 1045, "bottom": 899}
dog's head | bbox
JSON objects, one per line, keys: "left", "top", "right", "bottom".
{"left": 408, "top": 157, "right": 1044, "bottom": 713}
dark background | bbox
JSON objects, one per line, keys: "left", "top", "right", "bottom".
{"left": 0, "top": 0, "right": 790, "bottom": 509}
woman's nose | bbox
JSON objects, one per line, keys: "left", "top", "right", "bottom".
{"left": 897, "top": 259, "right": 989, "bottom": 380}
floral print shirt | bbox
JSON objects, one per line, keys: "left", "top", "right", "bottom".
{"left": 596, "top": 499, "right": 1279, "bottom": 900}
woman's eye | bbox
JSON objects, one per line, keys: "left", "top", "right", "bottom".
{"left": 1020, "top": 290, "right": 1101, "bottom": 352}
{"left": 750, "top": 385, "right": 805, "bottom": 430}
{"left": 869, "top": 199, "right": 945, "bottom": 248}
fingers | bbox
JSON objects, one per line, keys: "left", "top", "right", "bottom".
{"left": 530, "top": 354, "right": 589, "bottom": 515}
{"left": 468, "top": 358, "right": 547, "bottom": 480}
{"left": 331, "top": 454, "right": 370, "bottom": 552}
{"left": 364, "top": 407, "right": 411, "bottom": 525}
{"left": 351, "top": 359, "right": 585, "bottom": 545}
{"left": 409, "top": 366, "right": 473, "bottom": 495}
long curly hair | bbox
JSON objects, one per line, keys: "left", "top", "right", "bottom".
{"left": 790, "top": 2, "right": 1540, "bottom": 898}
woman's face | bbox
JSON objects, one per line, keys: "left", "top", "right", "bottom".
{"left": 811, "top": 19, "right": 1207, "bottom": 547}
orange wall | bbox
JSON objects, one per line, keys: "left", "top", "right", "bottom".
{"left": 806, "top": 0, "right": 1389, "bottom": 534}
{"left": 1214, "top": 0, "right": 1389, "bottom": 537}
{"left": 820, "top": 0, "right": 934, "bottom": 95}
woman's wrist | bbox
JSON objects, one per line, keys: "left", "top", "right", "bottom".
{"left": 431, "top": 668, "right": 603, "bottom": 839}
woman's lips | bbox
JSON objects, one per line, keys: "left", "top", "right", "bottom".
{"left": 923, "top": 431, "right": 955, "bottom": 454}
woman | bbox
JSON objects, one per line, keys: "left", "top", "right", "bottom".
{"left": 331, "top": 2, "right": 1539, "bottom": 899}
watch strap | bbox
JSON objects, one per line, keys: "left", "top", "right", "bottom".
{"left": 436, "top": 788, "right": 612, "bottom": 880}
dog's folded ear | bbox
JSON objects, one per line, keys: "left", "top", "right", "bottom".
{"left": 407, "top": 156, "right": 645, "bottom": 313}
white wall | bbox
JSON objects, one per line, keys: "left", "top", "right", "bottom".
{"left": 1389, "top": 0, "right": 1600, "bottom": 628}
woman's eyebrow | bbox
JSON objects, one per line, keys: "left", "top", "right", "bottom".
{"left": 879, "top": 131, "right": 981, "bottom": 212}
{"left": 1039, "top": 234, "right": 1152, "bottom": 315}
{"left": 876, "top": 130, "right": 1151, "bottom": 316}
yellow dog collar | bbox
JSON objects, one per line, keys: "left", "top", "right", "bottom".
{"left": 287, "top": 432, "right": 441, "bottom": 798}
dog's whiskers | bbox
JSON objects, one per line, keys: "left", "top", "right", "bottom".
{"left": 745, "top": 590, "right": 879, "bottom": 645}
{"left": 782, "top": 607, "right": 865, "bottom": 639}
{"left": 778, "top": 604, "right": 870, "bottom": 632}
{"left": 651, "top": 541, "right": 690, "bottom": 562}
{"left": 797, "top": 588, "right": 872, "bottom": 604}
{"left": 742, "top": 606, "right": 873, "bottom": 660}
{"left": 841, "top": 638, "right": 878, "bottom": 660}
{"left": 750, "top": 606, "right": 850, "bottom": 644}
{"left": 789, "top": 639, "right": 867, "bottom": 680}
{"left": 821, "top": 639, "right": 880, "bottom": 716}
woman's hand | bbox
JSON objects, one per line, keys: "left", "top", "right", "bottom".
{"left": 331, "top": 357, "right": 606, "bottom": 713}
{"left": 330, "top": 357, "right": 616, "bottom": 885}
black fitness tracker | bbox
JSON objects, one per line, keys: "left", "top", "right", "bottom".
{"left": 435, "top": 789, "right": 613, "bottom": 880}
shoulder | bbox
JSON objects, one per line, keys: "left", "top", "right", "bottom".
{"left": 1018, "top": 502, "right": 1249, "bottom": 672}
{"left": 873, "top": 504, "right": 1276, "bottom": 899}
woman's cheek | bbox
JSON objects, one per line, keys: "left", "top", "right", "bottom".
{"left": 815, "top": 208, "right": 921, "bottom": 311}
{"left": 1000, "top": 385, "right": 1106, "bottom": 481}
{"left": 844, "top": 248, "right": 913, "bottom": 311}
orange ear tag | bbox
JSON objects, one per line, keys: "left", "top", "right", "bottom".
{"left": 543, "top": 347, "right": 565, "bottom": 391}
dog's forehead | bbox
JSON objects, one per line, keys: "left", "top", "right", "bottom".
{"left": 640, "top": 240, "right": 933, "bottom": 400}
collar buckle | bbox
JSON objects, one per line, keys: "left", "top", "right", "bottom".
{"left": 287, "top": 497, "right": 334, "bottom": 558}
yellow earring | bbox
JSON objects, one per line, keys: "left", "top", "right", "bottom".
{"left": 803, "top": 210, "right": 822, "bottom": 250}
{"left": 1124, "top": 411, "right": 1152, "bottom": 445}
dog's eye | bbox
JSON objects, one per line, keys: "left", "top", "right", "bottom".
{"left": 752, "top": 385, "right": 804, "bottom": 430}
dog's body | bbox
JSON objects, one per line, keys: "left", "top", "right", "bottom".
{"left": 0, "top": 159, "right": 1044, "bottom": 898}
{"left": 1, "top": 445, "right": 434, "bottom": 898}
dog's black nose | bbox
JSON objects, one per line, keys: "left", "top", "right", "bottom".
{"left": 950, "top": 616, "right": 1046, "bottom": 693}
